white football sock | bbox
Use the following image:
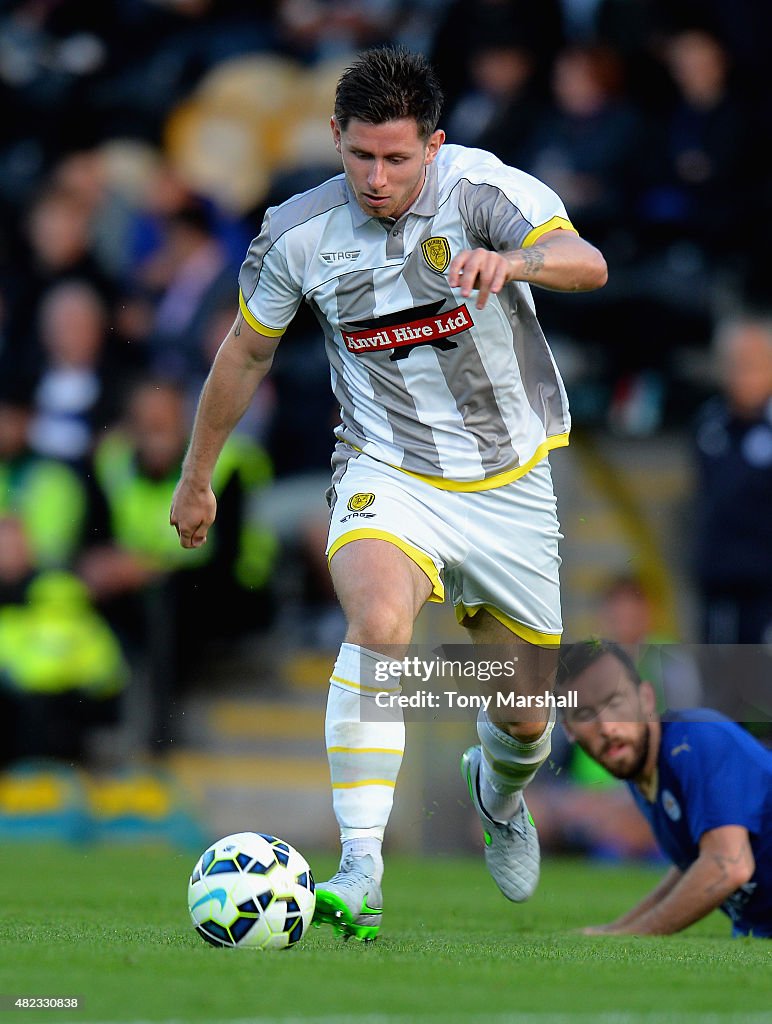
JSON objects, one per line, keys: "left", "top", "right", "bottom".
{"left": 326, "top": 642, "right": 405, "bottom": 883}
{"left": 341, "top": 837, "right": 384, "bottom": 881}
{"left": 477, "top": 706, "right": 556, "bottom": 823}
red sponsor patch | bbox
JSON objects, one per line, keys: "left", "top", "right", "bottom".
{"left": 342, "top": 304, "right": 472, "bottom": 355}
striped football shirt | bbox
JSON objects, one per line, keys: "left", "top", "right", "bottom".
{"left": 239, "top": 144, "right": 576, "bottom": 490}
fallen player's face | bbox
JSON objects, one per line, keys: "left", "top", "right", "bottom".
{"left": 332, "top": 117, "right": 444, "bottom": 221}
{"left": 563, "top": 654, "right": 652, "bottom": 780}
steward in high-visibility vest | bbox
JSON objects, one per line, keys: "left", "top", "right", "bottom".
{"left": 0, "top": 397, "right": 88, "bottom": 569}
{"left": 0, "top": 569, "right": 127, "bottom": 764}
{"left": 0, "top": 571, "right": 127, "bottom": 697}
{"left": 83, "top": 380, "right": 278, "bottom": 691}
{"left": 92, "top": 429, "right": 277, "bottom": 591}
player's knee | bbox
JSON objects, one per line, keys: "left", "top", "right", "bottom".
{"left": 344, "top": 600, "right": 414, "bottom": 648}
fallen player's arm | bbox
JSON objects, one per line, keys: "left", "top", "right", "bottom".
{"left": 581, "top": 866, "right": 682, "bottom": 935}
{"left": 448, "top": 229, "right": 607, "bottom": 309}
{"left": 170, "top": 312, "right": 281, "bottom": 549}
{"left": 583, "top": 825, "right": 755, "bottom": 936}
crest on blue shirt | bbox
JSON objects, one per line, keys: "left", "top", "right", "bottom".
{"left": 662, "top": 789, "right": 682, "bottom": 822}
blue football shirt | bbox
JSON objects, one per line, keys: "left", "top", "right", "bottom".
{"left": 628, "top": 710, "right": 772, "bottom": 937}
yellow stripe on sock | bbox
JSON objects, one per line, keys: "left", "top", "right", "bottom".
{"left": 331, "top": 779, "right": 396, "bottom": 789}
{"left": 327, "top": 747, "right": 404, "bottom": 755}
{"left": 330, "top": 673, "right": 399, "bottom": 695}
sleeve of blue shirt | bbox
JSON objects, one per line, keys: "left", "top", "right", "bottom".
{"left": 667, "top": 719, "right": 765, "bottom": 845}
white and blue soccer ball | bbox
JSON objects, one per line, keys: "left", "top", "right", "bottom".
{"left": 188, "top": 831, "right": 316, "bottom": 950}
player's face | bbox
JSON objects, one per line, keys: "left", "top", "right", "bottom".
{"left": 562, "top": 654, "right": 655, "bottom": 781}
{"left": 332, "top": 117, "right": 444, "bottom": 221}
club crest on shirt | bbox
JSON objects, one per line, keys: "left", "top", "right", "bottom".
{"left": 347, "top": 492, "right": 375, "bottom": 512}
{"left": 421, "top": 236, "right": 451, "bottom": 274}
{"left": 662, "top": 789, "right": 682, "bottom": 822}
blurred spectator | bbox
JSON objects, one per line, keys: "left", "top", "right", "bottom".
{"left": 275, "top": 0, "right": 395, "bottom": 64}
{"left": 612, "top": 28, "right": 747, "bottom": 426}
{"left": 117, "top": 155, "right": 197, "bottom": 275}
{"left": 24, "top": 185, "right": 107, "bottom": 287}
{"left": 512, "top": 43, "right": 652, "bottom": 432}
{"left": 29, "top": 280, "right": 116, "bottom": 465}
{"left": 592, "top": 0, "right": 673, "bottom": 116}
{"left": 693, "top": 315, "right": 772, "bottom": 645}
{"left": 0, "top": 515, "right": 33, "bottom": 605}
{"left": 132, "top": 201, "right": 235, "bottom": 385}
{"left": 0, "top": 0, "right": 275, "bottom": 153}
{"left": 0, "top": 1, "right": 113, "bottom": 205}
{"left": 598, "top": 574, "right": 670, "bottom": 650}
{"left": 0, "top": 380, "right": 89, "bottom": 568}
{"left": 263, "top": 308, "right": 337, "bottom": 478}
{"left": 443, "top": 39, "right": 542, "bottom": 159}
{"left": 1, "top": 182, "right": 115, "bottom": 385}
{"left": 647, "top": 0, "right": 772, "bottom": 106}
{"left": 596, "top": 573, "right": 702, "bottom": 711}
{"left": 79, "top": 377, "right": 278, "bottom": 740}
{"left": 0, "top": 515, "right": 126, "bottom": 766}
{"left": 636, "top": 28, "right": 750, "bottom": 267}
{"left": 558, "top": 0, "right": 606, "bottom": 42}
{"left": 430, "top": 0, "right": 565, "bottom": 114}
{"left": 522, "top": 43, "right": 642, "bottom": 247}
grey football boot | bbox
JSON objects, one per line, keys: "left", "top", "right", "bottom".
{"left": 461, "top": 745, "right": 540, "bottom": 902}
{"left": 313, "top": 853, "right": 383, "bottom": 940}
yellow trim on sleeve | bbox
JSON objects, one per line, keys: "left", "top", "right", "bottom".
{"left": 522, "top": 217, "right": 577, "bottom": 249}
{"left": 238, "top": 290, "right": 285, "bottom": 337}
{"left": 331, "top": 779, "right": 396, "bottom": 789}
{"left": 327, "top": 529, "right": 444, "bottom": 602}
{"left": 456, "top": 603, "right": 562, "bottom": 647}
{"left": 392, "top": 433, "right": 569, "bottom": 492}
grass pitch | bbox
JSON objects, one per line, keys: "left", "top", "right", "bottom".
{"left": 0, "top": 844, "right": 768, "bottom": 1024}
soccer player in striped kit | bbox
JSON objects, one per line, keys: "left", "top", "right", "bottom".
{"left": 171, "top": 47, "right": 608, "bottom": 939}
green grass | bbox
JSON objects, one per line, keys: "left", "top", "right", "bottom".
{"left": 0, "top": 844, "right": 768, "bottom": 1024}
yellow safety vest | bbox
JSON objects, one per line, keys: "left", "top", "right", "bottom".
{"left": 93, "top": 433, "right": 277, "bottom": 587}
{"left": 0, "top": 571, "right": 127, "bottom": 696}
{"left": 0, "top": 459, "right": 87, "bottom": 567}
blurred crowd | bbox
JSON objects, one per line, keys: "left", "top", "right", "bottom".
{"left": 1, "top": 0, "right": 771, "bottom": 775}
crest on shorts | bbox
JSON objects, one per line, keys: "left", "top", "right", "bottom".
{"left": 421, "top": 236, "right": 451, "bottom": 274}
{"left": 347, "top": 492, "right": 375, "bottom": 512}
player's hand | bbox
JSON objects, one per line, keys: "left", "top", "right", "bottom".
{"left": 580, "top": 923, "right": 623, "bottom": 936}
{"left": 170, "top": 477, "right": 217, "bottom": 549}
{"left": 448, "top": 248, "right": 513, "bottom": 310}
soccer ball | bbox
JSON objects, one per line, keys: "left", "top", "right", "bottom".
{"left": 188, "top": 831, "right": 316, "bottom": 950}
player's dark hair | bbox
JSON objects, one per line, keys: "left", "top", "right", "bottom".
{"left": 556, "top": 639, "right": 642, "bottom": 689}
{"left": 334, "top": 46, "right": 443, "bottom": 140}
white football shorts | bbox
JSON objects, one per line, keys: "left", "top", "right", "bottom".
{"left": 326, "top": 447, "right": 563, "bottom": 644}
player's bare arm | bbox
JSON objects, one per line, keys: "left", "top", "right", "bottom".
{"left": 170, "top": 313, "right": 281, "bottom": 549}
{"left": 581, "top": 866, "right": 683, "bottom": 935}
{"left": 448, "top": 228, "right": 608, "bottom": 310}
{"left": 584, "top": 826, "right": 755, "bottom": 936}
